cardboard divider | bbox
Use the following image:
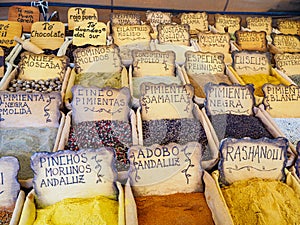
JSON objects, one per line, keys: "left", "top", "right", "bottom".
{"left": 18, "top": 181, "right": 125, "bottom": 225}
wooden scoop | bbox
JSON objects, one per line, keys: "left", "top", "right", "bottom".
{"left": 14, "top": 36, "right": 44, "bottom": 54}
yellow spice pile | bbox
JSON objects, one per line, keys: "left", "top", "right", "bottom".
{"left": 222, "top": 177, "right": 300, "bottom": 225}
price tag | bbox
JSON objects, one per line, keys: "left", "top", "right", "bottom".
{"left": 219, "top": 137, "right": 288, "bottom": 185}
{"left": 8, "top": 6, "right": 40, "bottom": 33}
{"left": 31, "top": 148, "right": 117, "bottom": 208}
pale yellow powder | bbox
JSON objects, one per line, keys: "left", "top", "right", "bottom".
{"left": 222, "top": 178, "right": 300, "bottom": 225}
{"left": 33, "top": 195, "right": 119, "bottom": 225}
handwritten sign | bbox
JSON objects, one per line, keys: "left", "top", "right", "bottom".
{"left": 180, "top": 12, "right": 208, "bottom": 34}
{"left": 31, "top": 148, "right": 117, "bottom": 208}
{"left": 146, "top": 11, "right": 172, "bottom": 33}
{"left": 214, "top": 14, "right": 241, "bottom": 35}
{"left": 112, "top": 24, "right": 151, "bottom": 46}
{"left": 128, "top": 142, "right": 203, "bottom": 196}
{"left": 235, "top": 31, "right": 267, "bottom": 52}
{"left": 296, "top": 142, "right": 300, "bottom": 178}
{"left": 185, "top": 51, "right": 225, "bottom": 75}
{"left": 132, "top": 50, "right": 175, "bottom": 77}
{"left": 140, "top": 83, "right": 194, "bottom": 120}
{"left": 73, "top": 21, "right": 107, "bottom": 46}
{"left": 110, "top": 13, "right": 141, "bottom": 26}
{"left": 272, "top": 34, "right": 300, "bottom": 53}
{"left": 30, "top": 21, "right": 65, "bottom": 50}
{"left": 198, "top": 32, "right": 230, "bottom": 53}
{"left": 73, "top": 45, "right": 121, "bottom": 73}
{"left": 8, "top": 6, "right": 40, "bottom": 33}
{"left": 0, "top": 91, "right": 61, "bottom": 128}
{"left": 71, "top": 86, "right": 131, "bottom": 123}
{"left": 157, "top": 24, "right": 190, "bottom": 46}
{"left": 0, "top": 21, "right": 22, "bottom": 47}
{"left": 0, "top": 156, "right": 20, "bottom": 207}
{"left": 219, "top": 137, "right": 288, "bottom": 185}
{"left": 262, "top": 84, "right": 300, "bottom": 118}
{"left": 204, "top": 83, "right": 255, "bottom": 116}
{"left": 0, "top": 47, "right": 3, "bottom": 78}
{"left": 232, "top": 51, "right": 271, "bottom": 75}
{"left": 68, "top": 7, "right": 98, "bottom": 30}
{"left": 246, "top": 16, "right": 272, "bottom": 35}
{"left": 274, "top": 53, "right": 300, "bottom": 76}
{"left": 277, "top": 19, "right": 300, "bottom": 35}
{"left": 18, "top": 52, "right": 68, "bottom": 80}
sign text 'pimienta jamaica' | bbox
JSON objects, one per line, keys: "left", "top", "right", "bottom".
{"left": 128, "top": 142, "right": 203, "bottom": 196}
{"left": 31, "top": 148, "right": 117, "bottom": 208}
{"left": 232, "top": 50, "right": 271, "bottom": 75}
{"left": 110, "top": 13, "right": 141, "bottom": 26}
{"left": 132, "top": 50, "right": 176, "bottom": 77}
{"left": 140, "top": 83, "right": 194, "bottom": 120}
{"left": 262, "top": 84, "right": 300, "bottom": 118}
{"left": 219, "top": 137, "right": 288, "bottom": 185}
{"left": 204, "top": 83, "right": 255, "bottom": 116}
{"left": 185, "top": 51, "right": 225, "bottom": 75}
{"left": 68, "top": 7, "right": 98, "bottom": 30}
{"left": 71, "top": 86, "right": 131, "bottom": 123}
{"left": 0, "top": 91, "right": 61, "bottom": 128}
{"left": 0, "top": 156, "right": 20, "bottom": 208}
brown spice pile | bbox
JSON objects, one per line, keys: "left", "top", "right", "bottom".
{"left": 135, "top": 192, "right": 214, "bottom": 225}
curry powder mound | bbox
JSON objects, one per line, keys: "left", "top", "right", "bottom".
{"left": 222, "top": 178, "right": 300, "bottom": 225}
